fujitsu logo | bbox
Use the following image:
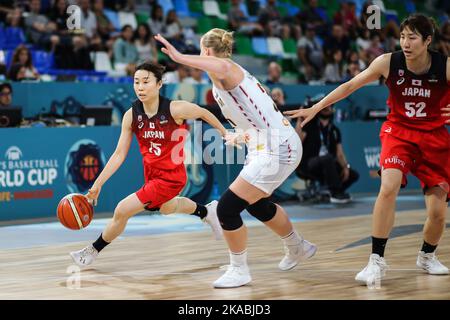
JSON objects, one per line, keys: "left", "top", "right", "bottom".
{"left": 384, "top": 155, "right": 405, "bottom": 167}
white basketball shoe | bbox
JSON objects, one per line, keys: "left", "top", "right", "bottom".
{"left": 355, "top": 254, "right": 388, "bottom": 284}
{"left": 70, "top": 245, "right": 98, "bottom": 267}
{"left": 213, "top": 264, "right": 252, "bottom": 288}
{"left": 278, "top": 239, "right": 317, "bottom": 271}
{"left": 416, "top": 251, "right": 449, "bottom": 275}
{"left": 203, "top": 200, "right": 223, "bottom": 240}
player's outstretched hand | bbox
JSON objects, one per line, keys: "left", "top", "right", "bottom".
{"left": 283, "top": 104, "right": 320, "bottom": 127}
{"left": 154, "top": 34, "right": 182, "bottom": 62}
{"left": 86, "top": 185, "right": 101, "bottom": 206}
{"left": 442, "top": 105, "right": 450, "bottom": 125}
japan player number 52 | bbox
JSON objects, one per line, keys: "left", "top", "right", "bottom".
{"left": 404, "top": 102, "right": 427, "bottom": 118}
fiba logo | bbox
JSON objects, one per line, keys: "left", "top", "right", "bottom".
{"left": 79, "top": 154, "right": 100, "bottom": 182}
{"left": 65, "top": 139, "right": 105, "bottom": 193}
{"left": 5, "top": 146, "right": 22, "bottom": 161}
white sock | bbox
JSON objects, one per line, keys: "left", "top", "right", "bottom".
{"left": 229, "top": 249, "right": 248, "bottom": 267}
{"left": 281, "top": 230, "right": 303, "bottom": 246}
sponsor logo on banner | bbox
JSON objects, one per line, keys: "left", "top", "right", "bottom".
{"left": 0, "top": 146, "right": 59, "bottom": 201}
{"left": 364, "top": 146, "right": 381, "bottom": 178}
{"left": 65, "top": 139, "right": 105, "bottom": 193}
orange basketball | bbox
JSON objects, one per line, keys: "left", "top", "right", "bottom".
{"left": 57, "top": 193, "right": 94, "bottom": 230}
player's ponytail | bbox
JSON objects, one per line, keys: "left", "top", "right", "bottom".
{"left": 202, "top": 28, "right": 234, "bottom": 58}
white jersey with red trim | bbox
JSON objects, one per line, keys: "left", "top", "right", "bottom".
{"left": 212, "top": 64, "right": 296, "bottom": 147}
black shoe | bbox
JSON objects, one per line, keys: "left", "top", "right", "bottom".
{"left": 330, "top": 192, "right": 351, "bottom": 204}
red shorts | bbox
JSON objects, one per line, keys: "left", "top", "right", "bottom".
{"left": 135, "top": 164, "right": 187, "bottom": 211}
{"left": 379, "top": 121, "right": 450, "bottom": 200}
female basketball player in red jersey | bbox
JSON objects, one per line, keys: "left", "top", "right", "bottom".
{"left": 285, "top": 14, "right": 449, "bottom": 284}
{"left": 156, "top": 30, "right": 316, "bottom": 288}
{"left": 70, "top": 62, "right": 228, "bottom": 267}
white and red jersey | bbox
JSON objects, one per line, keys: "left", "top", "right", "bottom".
{"left": 212, "top": 64, "right": 295, "bottom": 148}
{"left": 385, "top": 50, "right": 449, "bottom": 131}
{"left": 131, "top": 96, "right": 187, "bottom": 170}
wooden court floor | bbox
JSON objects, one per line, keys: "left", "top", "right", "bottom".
{"left": 0, "top": 208, "right": 449, "bottom": 300}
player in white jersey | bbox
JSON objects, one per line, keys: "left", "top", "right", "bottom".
{"left": 156, "top": 28, "right": 316, "bottom": 288}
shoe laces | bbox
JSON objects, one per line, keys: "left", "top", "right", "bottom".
{"left": 80, "top": 246, "right": 96, "bottom": 257}
{"left": 219, "top": 264, "right": 245, "bottom": 278}
{"left": 421, "top": 252, "right": 440, "bottom": 265}
{"left": 369, "top": 255, "right": 388, "bottom": 269}
{"left": 283, "top": 241, "right": 302, "bottom": 257}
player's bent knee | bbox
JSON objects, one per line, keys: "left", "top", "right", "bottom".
{"left": 217, "top": 189, "right": 249, "bottom": 231}
{"left": 379, "top": 182, "right": 401, "bottom": 198}
{"left": 246, "top": 198, "right": 277, "bottom": 222}
{"left": 428, "top": 210, "right": 446, "bottom": 224}
{"left": 113, "top": 203, "right": 130, "bottom": 221}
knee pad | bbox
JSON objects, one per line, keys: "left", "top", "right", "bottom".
{"left": 217, "top": 189, "right": 249, "bottom": 231}
{"left": 246, "top": 198, "right": 277, "bottom": 222}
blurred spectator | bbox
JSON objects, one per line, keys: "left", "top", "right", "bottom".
{"left": 323, "top": 49, "right": 345, "bottom": 84}
{"left": 7, "top": 64, "right": 22, "bottom": 82}
{"left": 365, "top": 33, "right": 384, "bottom": 64}
{"left": 148, "top": 4, "right": 165, "bottom": 36}
{"left": 163, "top": 64, "right": 190, "bottom": 84}
{"left": 435, "top": 21, "right": 450, "bottom": 56}
{"left": 164, "top": 10, "right": 186, "bottom": 52}
{"left": 49, "top": 0, "right": 69, "bottom": 32}
{"left": 135, "top": 24, "right": 158, "bottom": 63}
{"left": 382, "top": 20, "right": 400, "bottom": 52}
{"left": 113, "top": 25, "right": 138, "bottom": 75}
{"left": 296, "top": 0, "right": 328, "bottom": 37}
{"left": 8, "top": 45, "right": 40, "bottom": 81}
{"left": 258, "top": 0, "right": 300, "bottom": 39}
{"left": 94, "top": 0, "right": 116, "bottom": 42}
{"left": 359, "top": 1, "right": 373, "bottom": 30}
{"left": 333, "top": 1, "right": 361, "bottom": 37}
{"left": 55, "top": 35, "right": 94, "bottom": 70}
{"left": 356, "top": 28, "right": 371, "bottom": 52}
{"left": 323, "top": 25, "right": 350, "bottom": 60}
{"left": 343, "top": 62, "right": 361, "bottom": 82}
{"left": 295, "top": 104, "right": 359, "bottom": 203}
{"left": 0, "top": 83, "right": 13, "bottom": 108}
{"left": 297, "top": 25, "right": 324, "bottom": 81}
{"left": 266, "top": 61, "right": 282, "bottom": 85}
{"left": 271, "top": 87, "right": 286, "bottom": 108}
{"left": 183, "top": 68, "right": 209, "bottom": 85}
{"left": 348, "top": 50, "right": 366, "bottom": 71}
{"left": 228, "top": 0, "right": 264, "bottom": 36}
{"left": 79, "top": 0, "right": 97, "bottom": 39}
{"left": 4, "top": 7, "right": 23, "bottom": 27}
{"left": 25, "top": 0, "right": 60, "bottom": 50}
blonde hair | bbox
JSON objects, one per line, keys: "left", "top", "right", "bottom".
{"left": 201, "top": 28, "right": 234, "bottom": 58}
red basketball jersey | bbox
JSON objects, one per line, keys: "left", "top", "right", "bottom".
{"left": 131, "top": 96, "right": 187, "bottom": 170}
{"left": 385, "top": 50, "right": 449, "bottom": 131}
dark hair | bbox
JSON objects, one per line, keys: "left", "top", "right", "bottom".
{"left": 12, "top": 45, "right": 33, "bottom": 68}
{"left": 135, "top": 23, "right": 151, "bottom": 43}
{"left": 0, "top": 83, "right": 12, "bottom": 93}
{"left": 400, "top": 14, "right": 436, "bottom": 41}
{"left": 135, "top": 61, "right": 166, "bottom": 82}
{"left": 121, "top": 24, "right": 133, "bottom": 33}
{"left": 151, "top": 4, "right": 163, "bottom": 21}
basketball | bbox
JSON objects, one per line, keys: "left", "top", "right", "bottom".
{"left": 57, "top": 193, "right": 94, "bottom": 230}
